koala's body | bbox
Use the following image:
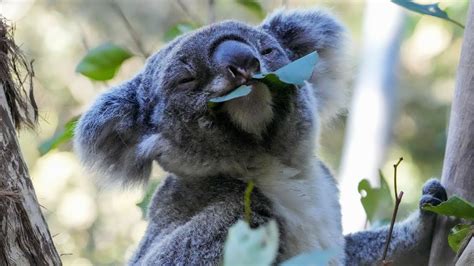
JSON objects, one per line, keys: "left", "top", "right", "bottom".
{"left": 75, "top": 8, "right": 447, "bottom": 265}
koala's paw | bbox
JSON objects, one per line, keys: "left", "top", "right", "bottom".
{"left": 419, "top": 179, "right": 447, "bottom": 215}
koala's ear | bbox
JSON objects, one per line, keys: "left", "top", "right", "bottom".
{"left": 261, "top": 9, "right": 350, "bottom": 122}
{"left": 260, "top": 8, "right": 345, "bottom": 60}
{"left": 74, "top": 73, "right": 153, "bottom": 187}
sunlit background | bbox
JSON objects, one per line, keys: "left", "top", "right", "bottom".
{"left": 1, "top": 0, "right": 468, "bottom": 264}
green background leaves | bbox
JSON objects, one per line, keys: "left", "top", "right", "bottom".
{"left": 358, "top": 173, "right": 394, "bottom": 225}
{"left": 448, "top": 224, "right": 473, "bottom": 253}
{"left": 76, "top": 43, "right": 133, "bottom": 81}
{"left": 38, "top": 117, "right": 78, "bottom": 155}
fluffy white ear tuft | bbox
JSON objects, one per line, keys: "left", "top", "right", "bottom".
{"left": 261, "top": 8, "right": 352, "bottom": 123}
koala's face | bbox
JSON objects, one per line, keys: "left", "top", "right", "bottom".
{"left": 75, "top": 9, "right": 348, "bottom": 184}
{"left": 151, "top": 21, "right": 292, "bottom": 133}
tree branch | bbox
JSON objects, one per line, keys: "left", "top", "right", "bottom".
{"left": 429, "top": 1, "right": 474, "bottom": 265}
{"left": 110, "top": 1, "right": 150, "bottom": 58}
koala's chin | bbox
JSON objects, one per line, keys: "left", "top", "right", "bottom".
{"left": 222, "top": 82, "right": 274, "bottom": 137}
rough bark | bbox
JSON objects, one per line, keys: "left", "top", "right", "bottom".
{"left": 0, "top": 19, "right": 61, "bottom": 266}
{"left": 455, "top": 238, "right": 473, "bottom": 266}
{"left": 428, "top": 2, "right": 474, "bottom": 265}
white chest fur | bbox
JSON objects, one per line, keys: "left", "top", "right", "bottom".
{"left": 253, "top": 159, "right": 344, "bottom": 261}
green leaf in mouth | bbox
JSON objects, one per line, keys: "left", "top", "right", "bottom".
{"left": 208, "top": 51, "right": 319, "bottom": 107}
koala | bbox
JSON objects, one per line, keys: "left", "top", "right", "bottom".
{"left": 74, "top": 8, "right": 447, "bottom": 265}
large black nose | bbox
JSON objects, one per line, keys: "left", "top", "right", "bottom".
{"left": 213, "top": 40, "right": 260, "bottom": 82}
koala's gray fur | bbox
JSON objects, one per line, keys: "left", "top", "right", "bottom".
{"left": 74, "top": 8, "right": 447, "bottom": 265}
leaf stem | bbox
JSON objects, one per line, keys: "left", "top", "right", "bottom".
{"left": 447, "top": 18, "right": 465, "bottom": 29}
{"left": 244, "top": 180, "right": 255, "bottom": 224}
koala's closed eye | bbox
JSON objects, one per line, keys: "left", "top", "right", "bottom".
{"left": 260, "top": 47, "right": 275, "bottom": 56}
{"left": 178, "top": 76, "right": 196, "bottom": 85}
{"left": 175, "top": 59, "right": 198, "bottom": 88}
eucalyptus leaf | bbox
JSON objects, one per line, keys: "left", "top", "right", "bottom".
{"left": 422, "top": 196, "right": 474, "bottom": 219}
{"left": 209, "top": 85, "right": 252, "bottom": 104}
{"left": 272, "top": 51, "right": 319, "bottom": 86}
{"left": 281, "top": 248, "right": 338, "bottom": 266}
{"left": 136, "top": 179, "right": 160, "bottom": 217}
{"left": 448, "top": 224, "right": 473, "bottom": 253}
{"left": 76, "top": 43, "right": 133, "bottom": 81}
{"left": 391, "top": 0, "right": 464, "bottom": 28}
{"left": 358, "top": 171, "right": 394, "bottom": 225}
{"left": 223, "top": 219, "right": 279, "bottom": 266}
{"left": 208, "top": 51, "right": 318, "bottom": 106}
{"left": 38, "top": 116, "right": 78, "bottom": 155}
{"left": 236, "top": 0, "right": 266, "bottom": 19}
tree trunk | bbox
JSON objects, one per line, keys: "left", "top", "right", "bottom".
{"left": 428, "top": 2, "right": 474, "bottom": 265}
{"left": 0, "top": 19, "right": 62, "bottom": 265}
{"left": 339, "top": 0, "right": 405, "bottom": 233}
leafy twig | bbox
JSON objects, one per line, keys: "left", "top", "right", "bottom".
{"left": 110, "top": 1, "right": 150, "bottom": 58}
{"left": 381, "top": 157, "right": 404, "bottom": 265}
{"left": 244, "top": 180, "right": 255, "bottom": 223}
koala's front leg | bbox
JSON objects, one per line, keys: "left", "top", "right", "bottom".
{"left": 344, "top": 179, "right": 447, "bottom": 266}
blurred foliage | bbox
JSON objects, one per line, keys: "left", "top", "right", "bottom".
{"left": 236, "top": 0, "right": 266, "bottom": 19}
{"left": 358, "top": 172, "right": 393, "bottom": 227}
{"left": 4, "top": 0, "right": 468, "bottom": 264}
{"left": 392, "top": 0, "right": 464, "bottom": 28}
{"left": 163, "top": 22, "right": 199, "bottom": 42}
{"left": 224, "top": 218, "right": 338, "bottom": 265}
{"left": 223, "top": 220, "right": 279, "bottom": 265}
{"left": 76, "top": 43, "right": 133, "bottom": 81}
{"left": 448, "top": 224, "right": 473, "bottom": 253}
{"left": 39, "top": 116, "right": 78, "bottom": 155}
{"left": 136, "top": 179, "right": 160, "bottom": 217}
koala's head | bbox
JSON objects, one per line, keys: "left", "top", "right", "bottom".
{"left": 75, "top": 8, "right": 348, "bottom": 186}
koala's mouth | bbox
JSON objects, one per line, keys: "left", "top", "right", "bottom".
{"left": 221, "top": 82, "right": 274, "bottom": 137}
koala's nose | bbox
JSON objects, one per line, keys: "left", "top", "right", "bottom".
{"left": 213, "top": 40, "right": 260, "bottom": 82}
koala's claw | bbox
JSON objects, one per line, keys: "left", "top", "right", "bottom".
{"left": 419, "top": 179, "right": 447, "bottom": 212}
{"left": 422, "top": 179, "right": 447, "bottom": 201}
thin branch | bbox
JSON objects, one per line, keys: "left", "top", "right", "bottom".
{"left": 76, "top": 22, "right": 90, "bottom": 50}
{"left": 382, "top": 191, "right": 404, "bottom": 265}
{"left": 393, "top": 157, "right": 403, "bottom": 199}
{"left": 381, "top": 158, "right": 404, "bottom": 265}
{"left": 208, "top": 0, "right": 216, "bottom": 24}
{"left": 110, "top": 1, "right": 150, "bottom": 58}
{"left": 176, "top": 0, "right": 203, "bottom": 24}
